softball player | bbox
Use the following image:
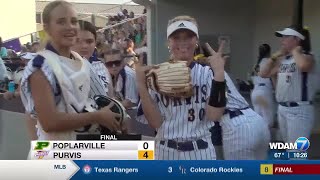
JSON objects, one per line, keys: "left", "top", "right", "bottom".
{"left": 103, "top": 49, "right": 139, "bottom": 109}
{"left": 136, "top": 16, "right": 228, "bottom": 160}
{"left": 220, "top": 72, "right": 270, "bottom": 160}
{"left": 191, "top": 32, "right": 270, "bottom": 160}
{"left": 20, "top": 1, "right": 121, "bottom": 141}
{"left": 72, "top": 20, "right": 112, "bottom": 96}
{"left": 250, "top": 44, "right": 275, "bottom": 128}
{"left": 260, "top": 27, "right": 316, "bottom": 143}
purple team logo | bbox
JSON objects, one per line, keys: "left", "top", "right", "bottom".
{"left": 82, "top": 164, "right": 92, "bottom": 174}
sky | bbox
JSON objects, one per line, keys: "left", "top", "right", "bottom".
{"left": 37, "top": 0, "right": 137, "bottom": 5}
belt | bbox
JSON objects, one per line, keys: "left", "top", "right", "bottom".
{"left": 279, "top": 101, "right": 313, "bottom": 107}
{"left": 159, "top": 139, "right": 208, "bottom": 151}
{"left": 258, "top": 83, "right": 266, "bottom": 86}
{"left": 223, "top": 107, "right": 249, "bottom": 119}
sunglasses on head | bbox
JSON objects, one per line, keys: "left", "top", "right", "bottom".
{"left": 105, "top": 60, "right": 122, "bottom": 67}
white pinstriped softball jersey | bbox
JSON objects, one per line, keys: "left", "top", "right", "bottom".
{"left": 90, "top": 59, "right": 111, "bottom": 95}
{"left": 221, "top": 72, "right": 270, "bottom": 160}
{"left": 112, "top": 65, "right": 139, "bottom": 104}
{"left": 150, "top": 62, "right": 216, "bottom": 160}
{"left": 276, "top": 55, "right": 317, "bottom": 102}
{"left": 20, "top": 44, "right": 107, "bottom": 140}
{"left": 276, "top": 54, "right": 316, "bottom": 144}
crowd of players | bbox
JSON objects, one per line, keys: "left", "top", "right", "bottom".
{"left": 0, "top": 0, "right": 318, "bottom": 160}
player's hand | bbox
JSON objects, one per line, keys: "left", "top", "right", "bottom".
{"left": 3, "top": 91, "right": 15, "bottom": 100}
{"left": 120, "top": 117, "right": 129, "bottom": 134}
{"left": 205, "top": 41, "right": 228, "bottom": 72}
{"left": 135, "top": 55, "right": 158, "bottom": 86}
{"left": 271, "top": 50, "right": 285, "bottom": 61}
{"left": 292, "top": 46, "right": 303, "bottom": 55}
{"left": 96, "top": 102, "right": 122, "bottom": 132}
{"left": 136, "top": 65, "right": 154, "bottom": 84}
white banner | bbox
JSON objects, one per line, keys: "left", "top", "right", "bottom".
{"left": 29, "top": 141, "right": 155, "bottom": 160}
{"left": 0, "top": 160, "right": 79, "bottom": 180}
{"left": 31, "top": 141, "right": 154, "bottom": 150}
{"left": 30, "top": 150, "right": 139, "bottom": 160}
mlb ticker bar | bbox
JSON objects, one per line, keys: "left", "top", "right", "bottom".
{"left": 2, "top": 161, "right": 320, "bottom": 179}
{"left": 30, "top": 141, "right": 154, "bottom": 160}
{"left": 261, "top": 164, "right": 320, "bottom": 175}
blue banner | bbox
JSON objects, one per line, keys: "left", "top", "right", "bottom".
{"left": 71, "top": 160, "right": 320, "bottom": 179}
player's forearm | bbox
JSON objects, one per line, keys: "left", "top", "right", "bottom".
{"left": 38, "top": 111, "right": 100, "bottom": 133}
{"left": 26, "top": 115, "right": 38, "bottom": 140}
{"left": 206, "top": 105, "right": 225, "bottom": 121}
{"left": 292, "top": 52, "right": 314, "bottom": 72}
{"left": 122, "top": 99, "right": 136, "bottom": 109}
{"left": 206, "top": 75, "right": 226, "bottom": 121}
{"left": 213, "top": 70, "right": 224, "bottom": 82}
{"left": 259, "top": 59, "right": 275, "bottom": 78}
{"left": 30, "top": 70, "right": 103, "bottom": 133}
{"left": 137, "top": 86, "right": 162, "bottom": 129}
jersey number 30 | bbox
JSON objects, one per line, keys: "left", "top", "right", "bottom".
{"left": 188, "top": 108, "right": 205, "bottom": 121}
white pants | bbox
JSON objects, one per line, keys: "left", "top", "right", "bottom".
{"left": 251, "top": 88, "right": 275, "bottom": 127}
{"left": 155, "top": 137, "right": 216, "bottom": 160}
{"left": 278, "top": 104, "right": 314, "bottom": 143}
{"left": 221, "top": 108, "right": 270, "bottom": 160}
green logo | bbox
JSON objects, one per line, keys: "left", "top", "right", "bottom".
{"left": 34, "top": 142, "right": 50, "bottom": 150}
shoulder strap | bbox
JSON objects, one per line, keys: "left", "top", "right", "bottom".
{"left": 37, "top": 50, "right": 73, "bottom": 113}
{"left": 38, "top": 50, "right": 86, "bottom": 87}
{"left": 37, "top": 50, "right": 65, "bottom": 88}
{"left": 119, "top": 68, "right": 126, "bottom": 98}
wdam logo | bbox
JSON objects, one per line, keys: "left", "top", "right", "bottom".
{"left": 269, "top": 137, "right": 310, "bottom": 151}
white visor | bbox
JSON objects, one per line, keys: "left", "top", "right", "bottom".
{"left": 167, "top": 20, "right": 199, "bottom": 39}
{"left": 275, "top": 28, "right": 305, "bottom": 40}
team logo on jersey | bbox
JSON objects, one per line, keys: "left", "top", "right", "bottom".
{"left": 98, "top": 75, "right": 108, "bottom": 88}
{"left": 279, "top": 63, "right": 296, "bottom": 73}
{"left": 155, "top": 84, "right": 208, "bottom": 107}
